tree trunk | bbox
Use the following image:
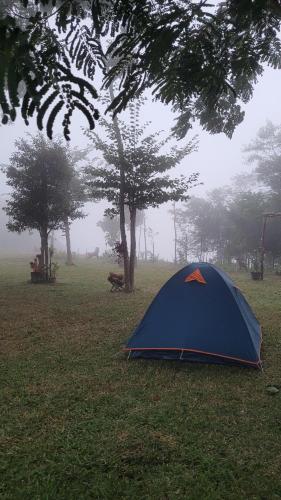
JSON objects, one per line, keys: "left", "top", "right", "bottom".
{"left": 173, "top": 202, "right": 177, "bottom": 264}
{"left": 40, "top": 230, "right": 49, "bottom": 281}
{"left": 184, "top": 233, "right": 188, "bottom": 262}
{"left": 260, "top": 215, "right": 267, "bottom": 280}
{"left": 109, "top": 84, "right": 130, "bottom": 291}
{"left": 40, "top": 160, "right": 49, "bottom": 280}
{"left": 64, "top": 219, "right": 73, "bottom": 265}
{"left": 144, "top": 213, "right": 147, "bottom": 261}
{"left": 119, "top": 193, "right": 130, "bottom": 290}
{"left": 129, "top": 207, "right": 137, "bottom": 291}
{"left": 138, "top": 224, "right": 142, "bottom": 260}
{"left": 200, "top": 236, "right": 203, "bottom": 262}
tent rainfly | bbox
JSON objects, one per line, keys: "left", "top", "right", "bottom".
{"left": 125, "top": 263, "right": 262, "bottom": 369}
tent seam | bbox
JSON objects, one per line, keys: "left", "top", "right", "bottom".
{"left": 123, "top": 347, "right": 261, "bottom": 367}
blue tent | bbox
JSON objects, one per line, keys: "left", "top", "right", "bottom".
{"left": 125, "top": 263, "right": 262, "bottom": 368}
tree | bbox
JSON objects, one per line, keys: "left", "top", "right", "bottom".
{"left": 63, "top": 173, "right": 87, "bottom": 265}
{"left": 168, "top": 201, "right": 193, "bottom": 264}
{"left": 224, "top": 189, "right": 281, "bottom": 269}
{"left": 244, "top": 121, "right": 281, "bottom": 199}
{"left": 171, "top": 204, "right": 195, "bottom": 264}
{"left": 98, "top": 208, "right": 144, "bottom": 252}
{"left": 0, "top": 1, "right": 100, "bottom": 139}
{"left": 177, "top": 188, "right": 232, "bottom": 264}
{"left": 226, "top": 191, "right": 267, "bottom": 264}
{"left": 147, "top": 226, "right": 158, "bottom": 262}
{"left": 171, "top": 202, "right": 179, "bottom": 264}
{"left": 243, "top": 121, "right": 281, "bottom": 267}
{"left": 105, "top": 1, "right": 281, "bottom": 138}
{"left": 135, "top": 210, "right": 146, "bottom": 261}
{"left": 0, "top": 0, "right": 38, "bottom": 26}
{"left": 142, "top": 211, "right": 148, "bottom": 262}
{"left": 166, "top": 122, "right": 281, "bottom": 268}
{"left": 178, "top": 197, "right": 215, "bottom": 261}
{"left": 85, "top": 100, "right": 198, "bottom": 291}
{"left": 178, "top": 186, "right": 281, "bottom": 268}
{"left": 97, "top": 214, "right": 120, "bottom": 251}
{"left": 0, "top": 1, "right": 35, "bottom": 124}
{"left": 1, "top": 2, "right": 281, "bottom": 139}
{"left": 3, "top": 134, "right": 84, "bottom": 279}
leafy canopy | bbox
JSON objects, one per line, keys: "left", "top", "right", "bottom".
{"left": 178, "top": 186, "right": 281, "bottom": 263}
{"left": 3, "top": 133, "right": 85, "bottom": 235}
{"left": 1, "top": 1, "right": 281, "bottom": 138}
{"left": 244, "top": 121, "right": 281, "bottom": 198}
{"left": 84, "top": 99, "right": 199, "bottom": 214}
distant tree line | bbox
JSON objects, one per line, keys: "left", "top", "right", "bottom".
{"left": 173, "top": 122, "right": 281, "bottom": 269}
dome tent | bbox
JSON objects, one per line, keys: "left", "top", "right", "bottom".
{"left": 125, "top": 263, "right": 262, "bottom": 368}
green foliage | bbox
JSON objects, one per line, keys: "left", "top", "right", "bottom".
{"left": 226, "top": 191, "right": 268, "bottom": 259}
{"left": 104, "top": 1, "right": 281, "bottom": 137}
{"left": 84, "top": 99, "right": 199, "bottom": 213}
{"left": 97, "top": 214, "right": 120, "bottom": 249}
{"left": 0, "top": 5, "right": 99, "bottom": 139}
{"left": 3, "top": 133, "right": 85, "bottom": 235}
{"left": 98, "top": 209, "right": 144, "bottom": 249}
{"left": 177, "top": 185, "right": 281, "bottom": 265}
{"left": 244, "top": 121, "right": 281, "bottom": 198}
{"left": 1, "top": 1, "right": 281, "bottom": 137}
{"left": 175, "top": 120, "right": 281, "bottom": 264}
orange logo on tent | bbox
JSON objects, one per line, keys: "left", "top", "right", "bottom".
{"left": 185, "top": 268, "right": 207, "bottom": 284}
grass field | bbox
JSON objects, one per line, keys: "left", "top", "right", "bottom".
{"left": 1, "top": 257, "right": 281, "bottom": 500}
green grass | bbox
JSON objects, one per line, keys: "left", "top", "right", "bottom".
{"left": 1, "top": 257, "right": 281, "bottom": 500}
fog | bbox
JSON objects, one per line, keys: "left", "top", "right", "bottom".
{"left": 1, "top": 66, "right": 281, "bottom": 260}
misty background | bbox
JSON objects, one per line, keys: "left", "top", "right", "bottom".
{"left": 1, "top": 66, "right": 280, "bottom": 260}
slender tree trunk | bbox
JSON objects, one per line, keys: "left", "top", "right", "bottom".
{"left": 260, "top": 215, "right": 267, "bottom": 280}
{"left": 119, "top": 197, "right": 130, "bottom": 290}
{"left": 64, "top": 218, "right": 73, "bottom": 265}
{"left": 200, "top": 236, "right": 203, "bottom": 261}
{"left": 40, "top": 160, "right": 49, "bottom": 280}
{"left": 185, "top": 233, "right": 188, "bottom": 262}
{"left": 50, "top": 231, "right": 55, "bottom": 250}
{"left": 40, "top": 229, "right": 49, "bottom": 281}
{"left": 45, "top": 237, "right": 49, "bottom": 280}
{"left": 138, "top": 224, "right": 142, "bottom": 260}
{"left": 109, "top": 84, "right": 130, "bottom": 291}
{"left": 144, "top": 213, "right": 147, "bottom": 261}
{"left": 40, "top": 234, "right": 44, "bottom": 272}
{"left": 173, "top": 202, "right": 177, "bottom": 264}
{"left": 129, "top": 207, "right": 137, "bottom": 291}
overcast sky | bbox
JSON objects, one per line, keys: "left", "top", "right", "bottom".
{"left": 1, "top": 66, "right": 281, "bottom": 260}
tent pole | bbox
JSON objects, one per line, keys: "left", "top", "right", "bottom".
{"left": 180, "top": 350, "right": 184, "bottom": 360}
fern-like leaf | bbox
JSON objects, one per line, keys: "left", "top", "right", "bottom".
{"left": 37, "top": 90, "right": 59, "bottom": 130}
{"left": 46, "top": 100, "right": 64, "bottom": 139}
{"left": 73, "top": 100, "right": 96, "bottom": 130}
{"left": 21, "top": 92, "right": 31, "bottom": 125}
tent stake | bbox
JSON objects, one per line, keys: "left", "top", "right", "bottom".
{"left": 127, "top": 350, "right": 131, "bottom": 360}
{"left": 180, "top": 350, "right": 184, "bottom": 360}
